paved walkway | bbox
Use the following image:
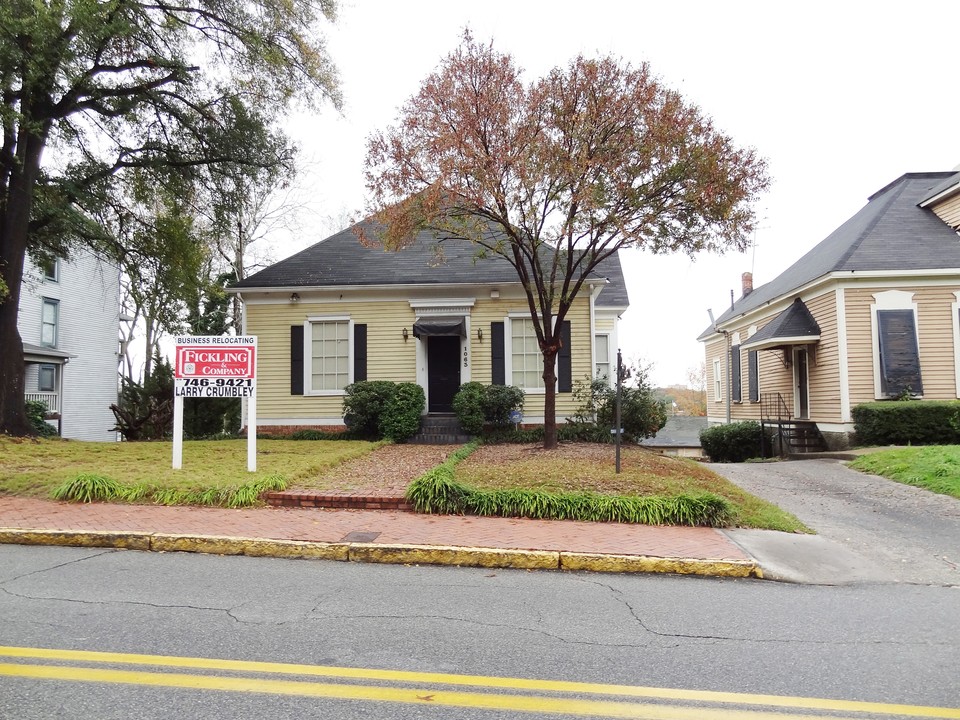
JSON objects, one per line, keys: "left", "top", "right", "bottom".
{"left": 0, "top": 496, "right": 758, "bottom": 578}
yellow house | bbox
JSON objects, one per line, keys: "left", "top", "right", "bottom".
{"left": 230, "top": 223, "right": 629, "bottom": 434}
{"left": 699, "top": 169, "right": 960, "bottom": 451}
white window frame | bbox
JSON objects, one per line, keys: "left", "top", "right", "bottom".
{"left": 504, "top": 314, "right": 554, "bottom": 393}
{"left": 41, "top": 298, "right": 59, "bottom": 348}
{"left": 304, "top": 316, "right": 353, "bottom": 396}
{"left": 953, "top": 291, "right": 960, "bottom": 398}
{"left": 594, "top": 333, "right": 612, "bottom": 384}
{"left": 870, "top": 290, "right": 921, "bottom": 400}
{"left": 713, "top": 357, "right": 722, "bottom": 402}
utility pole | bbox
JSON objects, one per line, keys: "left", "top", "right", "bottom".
{"left": 615, "top": 349, "right": 623, "bottom": 474}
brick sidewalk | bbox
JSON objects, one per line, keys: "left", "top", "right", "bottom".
{"left": 0, "top": 496, "right": 748, "bottom": 561}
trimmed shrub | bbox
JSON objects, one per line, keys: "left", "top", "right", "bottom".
{"left": 484, "top": 384, "right": 525, "bottom": 427}
{"left": 342, "top": 381, "right": 397, "bottom": 437}
{"left": 699, "top": 421, "right": 763, "bottom": 462}
{"left": 453, "top": 383, "right": 525, "bottom": 435}
{"left": 852, "top": 400, "right": 960, "bottom": 446}
{"left": 380, "top": 382, "right": 425, "bottom": 442}
{"left": 452, "top": 382, "right": 487, "bottom": 434}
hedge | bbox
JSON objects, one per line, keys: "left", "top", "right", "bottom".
{"left": 852, "top": 401, "right": 960, "bottom": 446}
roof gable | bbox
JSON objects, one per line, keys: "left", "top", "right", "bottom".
{"left": 234, "top": 221, "right": 629, "bottom": 307}
{"left": 709, "top": 171, "right": 960, "bottom": 329}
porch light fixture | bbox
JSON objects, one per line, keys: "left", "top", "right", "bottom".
{"left": 402, "top": 328, "right": 409, "bottom": 341}
{"left": 477, "top": 328, "right": 483, "bottom": 341}
{"left": 290, "top": 292, "right": 300, "bottom": 303}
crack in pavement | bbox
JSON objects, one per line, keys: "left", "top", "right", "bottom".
{"left": 0, "top": 586, "right": 241, "bottom": 622}
{"left": 0, "top": 549, "right": 119, "bottom": 585}
{"left": 579, "top": 578, "right": 956, "bottom": 647}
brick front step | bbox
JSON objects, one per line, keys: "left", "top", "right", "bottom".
{"left": 265, "top": 491, "right": 412, "bottom": 511}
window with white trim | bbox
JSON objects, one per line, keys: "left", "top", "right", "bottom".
{"left": 510, "top": 318, "right": 544, "bottom": 390}
{"left": 594, "top": 334, "right": 611, "bottom": 381}
{"left": 871, "top": 291, "right": 922, "bottom": 399}
{"left": 41, "top": 298, "right": 58, "bottom": 347}
{"left": 713, "top": 357, "right": 722, "bottom": 402}
{"left": 309, "top": 319, "right": 350, "bottom": 392}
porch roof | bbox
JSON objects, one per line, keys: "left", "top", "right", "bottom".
{"left": 22, "top": 343, "right": 75, "bottom": 364}
{"left": 741, "top": 298, "right": 821, "bottom": 351}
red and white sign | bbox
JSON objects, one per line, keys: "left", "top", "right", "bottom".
{"left": 175, "top": 336, "right": 257, "bottom": 379}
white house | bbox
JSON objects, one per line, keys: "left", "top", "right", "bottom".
{"left": 18, "top": 250, "right": 120, "bottom": 441}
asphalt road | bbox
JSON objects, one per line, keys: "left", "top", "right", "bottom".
{"left": 711, "top": 459, "right": 960, "bottom": 586}
{"left": 1, "top": 545, "right": 958, "bottom": 718}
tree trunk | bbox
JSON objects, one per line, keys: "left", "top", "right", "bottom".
{"left": 542, "top": 347, "right": 559, "bottom": 449}
{"left": 0, "top": 136, "right": 45, "bottom": 436}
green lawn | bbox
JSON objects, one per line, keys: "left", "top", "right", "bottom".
{"left": 848, "top": 446, "right": 960, "bottom": 499}
{"left": 0, "top": 436, "right": 381, "bottom": 501}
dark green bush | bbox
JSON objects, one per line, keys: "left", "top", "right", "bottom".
{"left": 852, "top": 400, "right": 960, "bottom": 446}
{"left": 342, "top": 381, "right": 397, "bottom": 438}
{"left": 452, "top": 382, "right": 486, "bottom": 434}
{"left": 699, "top": 421, "right": 763, "bottom": 462}
{"left": 380, "top": 382, "right": 425, "bottom": 442}
{"left": 289, "top": 429, "right": 345, "bottom": 440}
{"left": 484, "top": 384, "right": 525, "bottom": 427}
{"left": 452, "top": 383, "right": 525, "bottom": 435}
{"left": 25, "top": 399, "right": 58, "bottom": 437}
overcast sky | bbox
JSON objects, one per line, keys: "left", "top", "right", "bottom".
{"left": 276, "top": 0, "right": 959, "bottom": 387}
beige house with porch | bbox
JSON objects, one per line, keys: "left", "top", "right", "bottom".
{"left": 699, "top": 169, "right": 960, "bottom": 450}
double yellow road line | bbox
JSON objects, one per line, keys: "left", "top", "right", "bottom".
{"left": 1, "top": 645, "right": 956, "bottom": 719}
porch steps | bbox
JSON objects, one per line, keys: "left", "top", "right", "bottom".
{"left": 408, "top": 414, "right": 472, "bottom": 445}
{"left": 781, "top": 420, "right": 829, "bottom": 454}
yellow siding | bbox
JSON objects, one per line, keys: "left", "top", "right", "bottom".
{"left": 245, "top": 293, "right": 595, "bottom": 422}
{"left": 703, "top": 290, "right": 838, "bottom": 423}
{"left": 805, "top": 292, "right": 841, "bottom": 423}
{"left": 844, "top": 285, "right": 960, "bottom": 405}
{"left": 246, "top": 299, "right": 417, "bottom": 420}
{"left": 932, "top": 194, "right": 960, "bottom": 230}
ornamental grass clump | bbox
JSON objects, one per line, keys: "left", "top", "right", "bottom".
{"left": 404, "top": 441, "right": 733, "bottom": 526}
{"left": 51, "top": 473, "right": 287, "bottom": 508}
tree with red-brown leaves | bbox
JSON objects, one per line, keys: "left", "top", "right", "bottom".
{"left": 363, "top": 33, "right": 768, "bottom": 449}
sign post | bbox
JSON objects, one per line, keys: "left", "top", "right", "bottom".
{"left": 173, "top": 336, "right": 258, "bottom": 471}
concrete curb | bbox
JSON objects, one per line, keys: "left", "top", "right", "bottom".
{"left": 0, "top": 528, "right": 762, "bottom": 578}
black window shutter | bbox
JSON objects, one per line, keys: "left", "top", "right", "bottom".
{"left": 354, "top": 324, "right": 367, "bottom": 382}
{"left": 290, "top": 325, "right": 304, "bottom": 396}
{"left": 558, "top": 320, "right": 572, "bottom": 393}
{"left": 878, "top": 310, "right": 923, "bottom": 396}
{"left": 491, "top": 322, "right": 505, "bottom": 385}
{"left": 730, "top": 344, "right": 742, "bottom": 402}
{"left": 748, "top": 350, "right": 759, "bottom": 403}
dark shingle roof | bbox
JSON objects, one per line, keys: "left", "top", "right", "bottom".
{"left": 919, "top": 170, "right": 960, "bottom": 205}
{"left": 234, "top": 221, "right": 629, "bottom": 308}
{"left": 741, "top": 298, "right": 821, "bottom": 350}
{"left": 700, "top": 171, "right": 960, "bottom": 338}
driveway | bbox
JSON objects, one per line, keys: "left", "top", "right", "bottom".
{"left": 710, "top": 459, "right": 960, "bottom": 586}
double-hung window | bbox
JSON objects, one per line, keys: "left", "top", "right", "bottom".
{"left": 309, "top": 319, "right": 350, "bottom": 392}
{"left": 594, "top": 334, "right": 611, "bottom": 382}
{"left": 510, "top": 318, "right": 544, "bottom": 390}
{"left": 713, "top": 357, "right": 722, "bottom": 402}
{"left": 41, "top": 299, "right": 59, "bottom": 347}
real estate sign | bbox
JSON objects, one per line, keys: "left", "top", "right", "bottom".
{"left": 172, "top": 336, "right": 258, "bottom": 471}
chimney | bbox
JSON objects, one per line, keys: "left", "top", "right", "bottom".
{"left": 742, "top": 271, "right": 753, "bottom": 297}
